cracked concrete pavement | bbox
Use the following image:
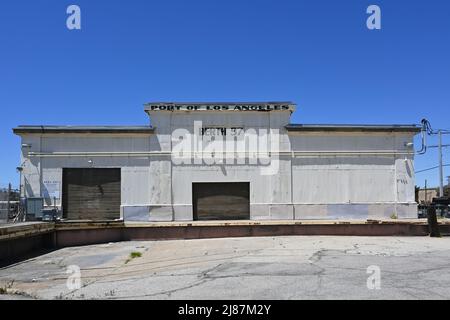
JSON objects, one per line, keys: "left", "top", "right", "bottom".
{"left": 0, "top": 236, "right": 449, "bottom": 299}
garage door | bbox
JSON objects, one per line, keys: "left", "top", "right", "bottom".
{"left": 62, "top": 168, "right": 121, "bottom": 220}
{"left": 193, "top": 182, "right": 250, "bottom": 220}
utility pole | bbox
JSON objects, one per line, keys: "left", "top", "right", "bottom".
{"left": 438, "top": 130, "right": 444, "bottom": 197}
{"left": 424, "top": 179, "right": 427, "bottom": 203}
{"left": 7, "top": 183, "right": 11, "bottom": 220}
{"left": 16, "top": 166, "right": 24, "bottom": 223}
{"left": 427, "top": 205, "right": 441, "bottom": 237}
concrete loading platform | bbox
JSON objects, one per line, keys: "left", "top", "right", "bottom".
{"left": 1, "top": 219, "right": 449, "bottom": 266}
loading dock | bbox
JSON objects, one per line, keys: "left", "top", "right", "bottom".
{"left": 193, "top": 182, "right": 250, "bottom": 220}
{"left": 62, "top": 168, "right": 121, "bottom": 220}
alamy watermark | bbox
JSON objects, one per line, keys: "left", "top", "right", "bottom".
{"left": 367, "top": 5, "right": 381, "bottom": 30}
{"left": 171, "top": 121, "right": 281, "bottom": 175}
{"left": 366, "top": 265, "right": 381, "bottom": 290}
{"left": 66, "top": 265, "right": 82, "bottom": 290}
{"left": 66, "top": 5, "right": 81, "bottom": 30}
{"left": 65, "top": 5, "right": 380, "bottom": 31}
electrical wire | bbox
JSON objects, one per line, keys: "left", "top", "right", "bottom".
{"left": 421, "top": 119, "right": 450, "bottom": 135}
{"left": 415, "top": 164, "right": 450, "bottom": 174}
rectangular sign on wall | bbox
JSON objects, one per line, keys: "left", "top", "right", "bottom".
{"left": 43, "top": 181, "right": 60, "bottom": 199}
{"left": 200, "top": 127, "right": 244, "bottom": 137}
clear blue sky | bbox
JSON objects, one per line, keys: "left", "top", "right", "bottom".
{"left": 1, "top": 0, "right": 449, "bottom": 189}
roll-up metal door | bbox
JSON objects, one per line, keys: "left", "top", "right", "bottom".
{"left": 193, "top": 182, "right": 250, "bottom": 220}
{"left": 62, "top": 168, "right": 121, "bottom": 220}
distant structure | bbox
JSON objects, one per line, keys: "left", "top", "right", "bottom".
{"left": 417, "top": 188, "right": 438, "bottom": 204}
{"left": 0, "top": 186, "right": 19, "bottom": 222}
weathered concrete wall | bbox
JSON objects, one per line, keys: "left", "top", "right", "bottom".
{"left": 19, "top": 134, "right": 156, "bottom": 215}
{"left": 157, "top": 110, "right": 293, "bottom": 221}
{"left": 4, "top": 220, "right": 447, "bottom": 266}
{"left": 0, "top": 222, "right": 55, "bottom": 266}
{"left": 290, "top": 132, "right": 416, "bottom": 219}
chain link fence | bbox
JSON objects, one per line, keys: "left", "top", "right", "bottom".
{"left": 0, "top": 185, "right": 20, "bottom": 223}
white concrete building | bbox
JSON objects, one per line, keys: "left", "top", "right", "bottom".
{"left": 13, "top": 102, "right": 421, "bottom": 221}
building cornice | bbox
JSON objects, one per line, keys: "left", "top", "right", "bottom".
{"left": 285, "top": 124, "right": 421, "bottom": 133}
{"left": 12, "top": 126, "right": 155, "bottom": 135}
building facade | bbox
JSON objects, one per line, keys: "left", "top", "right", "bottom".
{"left": 13, "top": 102, "right": 421, "bottom": 221}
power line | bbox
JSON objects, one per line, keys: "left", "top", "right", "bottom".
{"left": 427, "top": 144, "right": 450, "bottom": 148}
{"left": 419, "top": 119, "right": 450, "bottom": 196}
{"left": 415, "top": 164, "right": 450, "bottom": 174}
{"left": 421, "top": 119, "right": 450, "bottom": 135}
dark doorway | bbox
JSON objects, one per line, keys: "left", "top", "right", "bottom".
{"left": 193, "top": 182, "right": 250, "bottom": 220}
{"left": 62, "top": 168, "right": 121, "bottom": 220}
